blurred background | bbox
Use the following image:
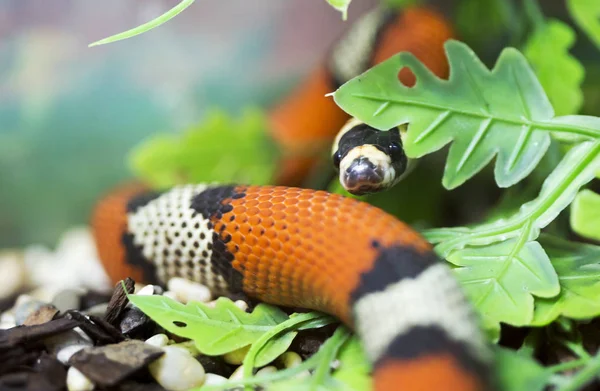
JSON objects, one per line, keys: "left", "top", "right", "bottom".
{"left": 0, "top": 0, "right": 593, "bottom": 249}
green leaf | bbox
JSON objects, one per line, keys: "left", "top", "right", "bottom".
{"left": 326, "top": 0, "right": 351, "bottom": 20}
{"left": 129, "top": 108, "right": 277, "bottom": 188}
{"left": 331, "top": 336, "right": 372, "bottom": 391}
{"left": 456, "top": 0, "right": 515, "bottom": 49}
{"left": 524, "top": 20, "right": 584, "bottom": 116}
{"left": 334, "top": 40, "right": 555, "bottom": 189}
{"left": 531, "top": 235, "right": 600, "bottom": 326}
{"left": 567, "top": 0, "right": 600, "bottom": 51}
{"left": 89, "top": 0, "right": 195, "bottom": 47}
{"left": 426, "top": 140, "right": 600, "bottom": 257}
{"left": 495, "top": 347, "right": 550, "bottom": 391}
{"left": 448, "top": 239, "right": 559, "bottom": 329}
{"left": 128, "top": 295, "right": 294, "bottom": 363}
{"left": 570, "top": 189, "right": 600, "bottom": 241}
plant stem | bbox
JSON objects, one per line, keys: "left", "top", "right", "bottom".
{"left": 555, "top": 353, "right": 600, "bottom": 391}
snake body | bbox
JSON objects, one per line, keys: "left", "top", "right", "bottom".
{"left": 92, "top": 6, "right": 495, "bottom": 390}
{"left": 92, "top": 184, "right": 493, "bottom": 391}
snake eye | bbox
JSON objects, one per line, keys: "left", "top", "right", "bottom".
{"left": 389, "top": 143, "right": 403, "bottom": 160}
{"left": 333, "top": 150, "right": 342, "bottom": 169}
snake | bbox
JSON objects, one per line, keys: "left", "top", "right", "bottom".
{"left": 91, "top": 5, "right": 496, "bottom": 391}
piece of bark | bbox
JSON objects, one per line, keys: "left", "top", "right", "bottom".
{"left": 104, "top": 278, "right": 135, "bottom": 326}
{"left": 69, "top": 340, "right": 163, "bottom": 387}
{"left": 23, "top": 305, "right": 59, "bottom": 326}
{"left": 0, "top": 318, "right": 79, "bottom": 350}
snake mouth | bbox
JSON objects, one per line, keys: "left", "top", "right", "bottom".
{"left": 341, "top": 158, "right": 386, "bottom": 195}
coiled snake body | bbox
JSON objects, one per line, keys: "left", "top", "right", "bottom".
{"left": 92, "top": 6, "right": 495, "bottom": 391}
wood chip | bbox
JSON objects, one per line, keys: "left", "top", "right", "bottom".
{"left": 69, "top": 340, "right": 163, "bottom": 387}
{"left": 0, "top": 318, "right": 79, "bottom": 350}
{"left": 104, "top": 278, "right": 135, "bottom": 326}
{"left": 23, "top": 305, "right": 59, "bottom": 326}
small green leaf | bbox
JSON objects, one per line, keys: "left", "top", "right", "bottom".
{"left": 570, "top": 189, "right": 600, "bottom": 241}
{"left": 567, "top": 0, "right": 600, "bottom": 51}
{"left": 326, "top": 0, "right": 351, "bottom": 20}
{"left": 456, "top": 0, "right": 515, "bottom": 49}
{"left": 532, "top": 235, "right": 600, "bottom": 326}
{"left": 89, "top": 0, "right": 195, "bottom": 47}
{"left": 524, "top": 20, "right": 585, "bottom": 116}
{"left": 129, "top": 108, "right": 277, "bottom": 188}
{"left": 128, "top": 295, "right": 293, "bottom": 361}
{"left": 331, "top": 336, "right": 372, "bottom": 391}
{"left": 495, "top": 347, "right": 550, "bottom": 391}
{"left": 448, "top": 239, "right": 559, "bottom": 329}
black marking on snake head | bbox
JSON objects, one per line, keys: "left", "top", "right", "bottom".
{"left": 190, "top": 185, "right": 247, "bottom": 292}
{"left": 349, "top": 244, "right": 439, "bottom": 305}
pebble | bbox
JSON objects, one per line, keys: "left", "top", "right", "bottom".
{"left": 162, "top": 291, "right": 178, "bottom": 301}
{"left": 256, "top": 366, "right": 277, "bottom": 376}
{"left": 234, "top": 300, "right": 248, "bottom": 312}
{"left": 145, "top": 334, "right": 170, "bottom": 348}
{"left": 203, "top": 373, "right": 228, "bottom": 386}
{"left": 66, "top": 367, "right": 95, "bottom": 391}
{"left": 135, "top": 284, "right": 156, "bottom": 296}
{"left": 223, "top": 345, "right": 250, "bottom": 365}
{"left": 83, "top": 302, "right": 109, "bottom": 318}
{"left": 278, "top": 351, "right": 302, "bottom": 368}
{"left": 167, "top": 278, "right": 211, "bottom": 304}
{"left": 44, "top": 328, "right": 94, "bottom": 363}
{"left": 149, "top": 346, "right": 206, "bottom": 390}
{"left": 229, "top": 365, "right": 245, "bottom": 381}
{"left": 52, "top": 289, "right": 85, "bottom": 312}
{"left": 0, "top": 251, "right": 26, "bottom": 299}
{"left": 0, "top": 311, "right": 16, "bottom": 329}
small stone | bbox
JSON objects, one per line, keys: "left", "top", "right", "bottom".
{"left": 256, "top": 366, "right": 277, "bottom": 376}
{"left": 136, "top": 285, "right": 156, "bottom": 296}
{"left": 229, "top": 364, "right": 245, "bottom": 381}
{"left": 23, "top": 304, "right": 59, "bottom": 326}
{"left": 52, "top": 289, "right": 85, "bottom": 312}
{"left": 57, "top": 344, "right": 89, "bottom": 364}
{"left": 167, "top": 278, "right": 211, "bottom": 304}
{"left": 14, "top": 299, "right": 48, "bottom": 325}
{"left": 119, "top": 307, "right": 157, "bottom": 339}
{"left": 0, "top": 312, "right": 16, "bottom": 329}
{"left": 69, "top": 340, "right": 164, "bottom": 387}
{"left": 0, "top": 251, "right": 26, "bottom": 299}
{"left": 145, "top": 334, "right": 169, "bottom": 348}
{"left": 149, "top": 346, "right": 206, "bottom": 390}
{"left": 66, "top": 366, "right": 94, "bottom": 391}
{"left": 234, "top": 300, "right": 248, "bottom": 312}
{"left": 162, "top": 291, "right": 177, "bottom": 301}
{"left": 278, "top": 351, "right": 302, "bottom": 368}
{"left": 83, "top": 302, "right": 109, "bottom": 318}
{"left": 44, "top": 328, "right": 93, "bottom": 362}
{"left": 203, "top": 373, "right": 228, "bottom": 386}
{"left": 223, "top": 345, "right": 250, "bottom": 365}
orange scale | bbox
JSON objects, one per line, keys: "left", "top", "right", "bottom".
{"left": 279, "top": 232, "right": 291, "bottom": 243}
{"left": 233, "top": 205, "right": 247, "bottom": 214}
{"left": 252, "top": 246, "right": 265, "bottom": 258}
{"left": 248, "top": 215, "right": 262, "bottom": 225}
{"left": 247, "top": 235, "right": 260, "bottom": 246}
{"left": 239, "top": 225, "right": 253, "bottom": 236}
{"left": 297, "top": 200, "right": 311, "bottom": 209}
{"left": 297, "top": 209, "right": 312, "bottom": 218}
{"left": 258, "top": 236, "right": 271, "bottom": 248}
{"left": 271, "top": 203, "right": 286, "bottom": 211}
{"left": 273, "top": 221, "right": 288, "bottom": 231}
{"left": 283, "top": 198, "right": 299, "bottom": 205}
{"left": 273, "top": 211, "right": 287, "bottom": 221}
{"left": 286, "top": 214, "right": 299, "bottom": 224}
{"left": 271, "top": 196, "right": 285, "bottom": 203}
{"left": 247, "top": 206, "right": 260, "bottom": 215}
{"left": 259, "top": 209, "right": 273, "bottom": 218}
{"left": 275, "top": 251, "right": 287, "bottom": 261}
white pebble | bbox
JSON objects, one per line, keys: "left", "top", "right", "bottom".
{"left": 167, "top": 278, "right": 212, "bottom": 304}
{"left": 145, "top": 334, "right": 169, "bottom": 348}
{"left": 229, "top": 365, "right": 245, "bottom": 381}
{"left": 223, "top": 345, "right": 250, "bottom": 365}
{"left": 162, "top": 291, "right": 177, "bottom": 301}
{"left": 149, "top": 346, "right": 205, "bottom": 390}
{"left": 57, "top": 344, "right": 88, "bottom": 364}
{"left": 136, "top": 284, "right": 156, "bottom": 296}
{"left": 44, "top": 329, "right": 93, "bottom": 361}
{"left": 234, "top": 300, "right": 248, "bottom": 312}
{"left": 256, "top": 366, "right": 277, "bottom": 376}
{"left": 203, "top": 373, "right": 228, "bottom": 386}
{"left": 0, "top": 312, "right": 16, "bottom": 329}
{"left": 66, "top": 367, "right": 94, "bottom": 391}
{"left": 0, "top": 251, "right": 26, "bottom": 298}
{"left": 278, "top": 351, "right": 302, "bottom": 368}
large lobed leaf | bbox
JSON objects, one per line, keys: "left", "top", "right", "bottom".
{"left": 128, "top": 295, "right": 295, "bottom": 366}
{"left": 570, "top": 189, "right": 600, "bottom": 242}
{"left": 334, "top": 40, "right": 554, "bottom": 189}
{"left": 532, "top": 235, "right": 600, "bottom": 326}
